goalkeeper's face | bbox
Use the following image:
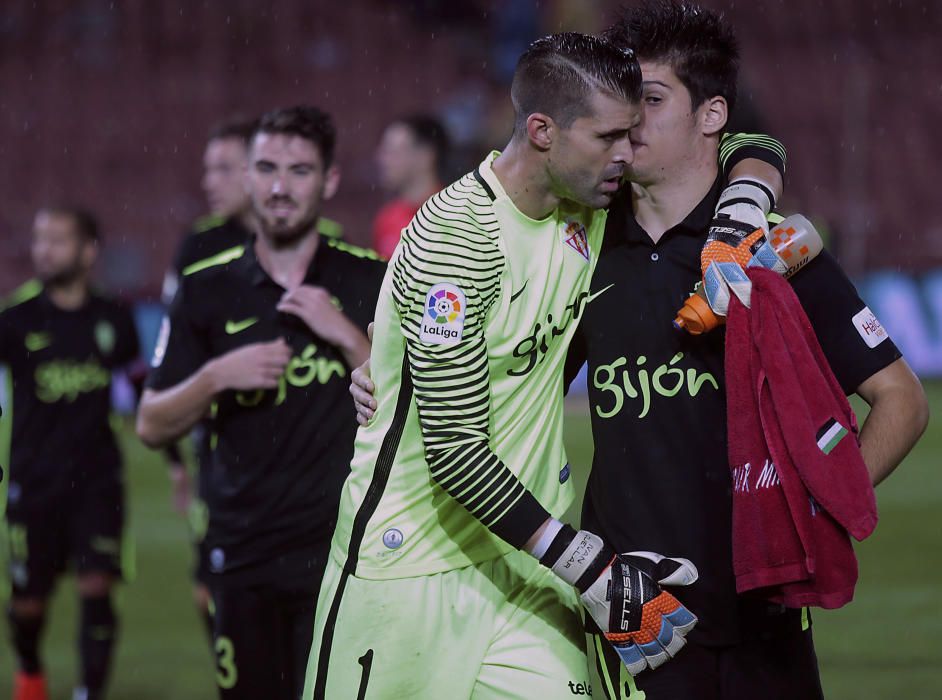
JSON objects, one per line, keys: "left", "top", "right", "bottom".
{"left": 248, "top": 132, "right": 340, "bottom": 243}
{"left": 548, "top": 89, "right": 638, "bottom": 210}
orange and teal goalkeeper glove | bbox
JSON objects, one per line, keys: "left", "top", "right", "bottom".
{"left": 538, "top": 522, "right": 699, "bottom": 676}
{"left": 701, "top": 177, "right": 787, "bottom": 315}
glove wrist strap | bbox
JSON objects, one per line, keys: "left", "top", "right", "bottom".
{"left": 718, "top": 177, "right": 776, "bottom": 216}
{"left": 541, "top": 524, "right": 614, "bottom": 594}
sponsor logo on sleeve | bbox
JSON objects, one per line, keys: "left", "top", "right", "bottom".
{"left": 420, "top": 282, "right": 466, "bottom": 346}
{"left": 852, "top": 306, "right": 888, "bottom": 348}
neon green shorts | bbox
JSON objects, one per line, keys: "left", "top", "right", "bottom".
{"left": 305, "top": 549, "right": 592, "bottom": 699}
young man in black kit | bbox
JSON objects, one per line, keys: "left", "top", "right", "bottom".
{"left": 567, "top": 3, "right": 928, "bottom": 698}
{"left": 2, "top": 206, "right": 142, "bottom": 700}
{"left": 138, "top": 106, "right": 385, "bottom": 700}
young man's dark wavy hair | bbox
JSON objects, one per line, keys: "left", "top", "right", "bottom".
{"left": 605, "top": 0, "right": 740, "bottom": 112}
{"left": 254, "top": 105, "right": 337, "bottom": 167}
{"left": 511, "top": 32, "right": 642, "bottom": 135}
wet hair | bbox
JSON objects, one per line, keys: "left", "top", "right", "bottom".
{"left": 511, "top": 32, "right": 642, "bottom": 133}
{"left": 254, "top": 105, "right": 337, "bottom": 167}
{"left": 40, "top": 205, "right": 100, "bottom": 243}
{"left": 390, "top": 114, "right": 450, "bottom": 168}
{"left": 605, "top": 0, "right": 740, "bottom": 112}
{"left": 207, "top": 114, "right": 259, "bottom": 146}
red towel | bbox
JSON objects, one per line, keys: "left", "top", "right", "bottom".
{"left": 725, "top": 268, "right": 877, "bottom": 609}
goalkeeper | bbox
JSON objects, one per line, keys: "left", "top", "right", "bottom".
{"left": 306, "top": 33, "right": 789, "bottom": 699}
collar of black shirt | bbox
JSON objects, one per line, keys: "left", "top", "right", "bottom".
{"left": 611, "top": 174, "right": 724, "bottom": 247}
{"left": 231, "top": 233, "right": 330, "bottom": 289}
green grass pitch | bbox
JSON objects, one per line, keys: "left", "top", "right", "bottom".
{"left": 1, "top": 384, "right": 940, "bottom": 698}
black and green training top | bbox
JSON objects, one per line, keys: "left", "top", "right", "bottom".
{"left": 0, "top": 281, "right": 140, "bottom": 495}
{"left": 146, "top": 236, "right": 386, "bottom": 585}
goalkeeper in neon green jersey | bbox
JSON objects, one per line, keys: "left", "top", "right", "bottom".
{"left": 305, "top": 33, "right": 700, "bottom": 699}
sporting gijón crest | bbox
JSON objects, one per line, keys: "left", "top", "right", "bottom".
{"left": 564, "top": 220, "right": 590, "bottom": 262}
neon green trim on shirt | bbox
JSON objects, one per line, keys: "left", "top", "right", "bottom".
{"left": 182, "top": 245, "right": 245, "bottom": 276}
{"left": 325, "top": 237, "right": 383, "bottom": 261}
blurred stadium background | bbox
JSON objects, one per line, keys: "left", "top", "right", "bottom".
{"left": 1, "top": 1, "right": 940, "bottom": 698}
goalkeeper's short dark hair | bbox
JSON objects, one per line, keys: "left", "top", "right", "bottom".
{"left": 254, "top": 105, "right": 337, "bottom": 167}
{"left": 605, "top": 0, "right": 740, "bottom": 113}
{"left": 511, "top": 32, "right": 642, "bottom": 135}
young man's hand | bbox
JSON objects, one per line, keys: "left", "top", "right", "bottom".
{"left": 208, "top": 339, "right": 292, "bottom": 392}
{"left": 350, "top": 359, "right": 376, "bottom": 425}
{"left": 278, "top": 286, "right": 370, "bottom": 367}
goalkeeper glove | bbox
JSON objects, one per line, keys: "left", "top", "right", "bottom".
{"left": 701, "top": 177, "right": 786, "bottom": 315}
{"left": 538, "top": 522, "right": 698, "bottom": 676}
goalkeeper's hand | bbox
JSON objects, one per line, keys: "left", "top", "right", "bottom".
{"left": 538, "top": 523, "right": 698, "bottom": 676}
{"left": 701, "top": 177, "right": 786, "bottom": 315}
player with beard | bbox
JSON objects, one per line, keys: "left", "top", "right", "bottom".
{"left": 1, "top": 207, "right": 142, "bottom": 700}
{"left": 137, "top": 105, "right": 385, "bottom": 700}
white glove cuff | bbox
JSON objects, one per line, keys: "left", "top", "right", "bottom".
{"left": 717, "top": 177, "right": 776, "bottom": 216}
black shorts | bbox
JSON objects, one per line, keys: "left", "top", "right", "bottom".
{"left": 6, "top": 476, "right": 125, "bottom": 598}
{"left": 589, "top": 606, "right": 824, "bottom": 700}
{"left": 208, "top": 578, "right": 320, "bottom": 700}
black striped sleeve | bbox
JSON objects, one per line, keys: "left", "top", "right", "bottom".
{"left": 392, "top": 175, "right": 550, "bottom": 548}
{"left": 719, "top": 132, "right": 787, "bottom": 180}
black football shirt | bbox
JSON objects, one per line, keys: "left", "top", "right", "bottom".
{"left": 147, "top": 235, "right": 386, "bottom": 585}
{"left": 566, "top": 177, "right": 901, "bottom": 645}
{"left": 0, "top": 286, "right": 140, "bottom": 496}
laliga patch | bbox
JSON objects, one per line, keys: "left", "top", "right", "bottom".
{"left": 563, "top": 219, "right": 590, "bottom": 262}
{"left": 420, "top": 282, "right": 466, "bottom": 346}
{"left": 852, "top": 306, "right": 888, "bottom": 348}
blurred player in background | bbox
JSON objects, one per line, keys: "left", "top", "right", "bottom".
{"left": 563, "top": 3, "right": 929, "bottom": 697}
{"left": 1, "top": 207, "right": 142, "bottom": 700}
{"left": 138, "top": 105, "right": 385, "bottom": 700}
{"left": 162, "top": 115, "right": 259, "bottom": 307}
{"left": 160, "top": 114, "right": 259, "bottom": 642}
{"left": 371, "top": 114, "right": 448, "bottom": 258}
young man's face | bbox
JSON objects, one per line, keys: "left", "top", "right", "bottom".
{"left": 202, "top": 137, "right": 250, "bottom": 218}
{"left": 626, "top": 62, "right": 703, "bottom": 186}
{"left": 550, "top": 89, "right": 639, "bottom": 210}
{"left": 31, "top": 211, "right": 95, "bottom": 285}
{"left": 247, "top": 132, "right": 339, "bottom": 243}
